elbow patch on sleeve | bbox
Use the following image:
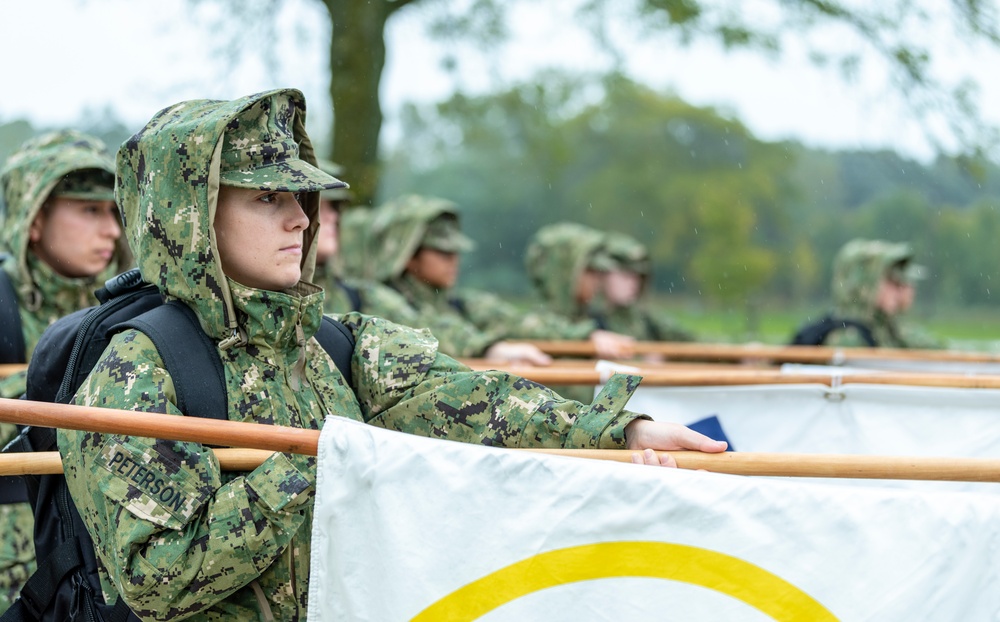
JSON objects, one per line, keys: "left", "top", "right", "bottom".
{"left": 96, "top": 437, "right": 215, "bottom": 530}
{"left": 353, "top": 316, "right": 439, "bottom": 413}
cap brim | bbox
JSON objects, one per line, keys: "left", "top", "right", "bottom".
{"left": 905, "top": 263, "right": 927, "bottom": 281}
{"left": 428, "top": 234, "right": 476, "bottom": 253}
{"left": 220, "top": 158, "right": 349, "bottom": 193}
{"left": 320, "top": 187, "right": 353, "bottom": 201}
{"left": 54, "top": 189, "right": 116, "bottom": 201}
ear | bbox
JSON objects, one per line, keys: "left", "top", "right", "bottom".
{"left": 28, "top": 211, "right": 46, "bottom": 244}
{"left": 405, "top": 249, "right": 424, "bottom": 274}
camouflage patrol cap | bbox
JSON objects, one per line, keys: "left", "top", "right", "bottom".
{"left": 882, "top": 243, "right": 926, "bottom": 284}
{"left": 422, "top": 215, "right": 475, "bottom": 253}
{"left": 587, "top": 248, "right": 616, "bottom": 272}
{"left": 831, "top": 239, "right": 926, "bottom": 316}
{"left": 50, "top": 168, "right": 115, "bottom": 201}
{"left": 604, "top": 231, "right": 651, "bottom": 275}
{"left": 220, "top": 92, "right": 347, "bottom": 193}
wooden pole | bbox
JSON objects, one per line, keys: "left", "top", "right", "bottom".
{"left": 3, "top": 445, "right": 1000, "bottom": 482}
{"left": 522, "top": 449, "right": 1000, "bottom": 481}
{"left": 0, "top": 364, "right": 27, "bottom": 379}
{"left": 0, "top": 398, "right": 320, "bottom": 455}
{"left": 461, "top": 363, "right": 1000, "bottom": 389}
{"left": 522, "top": 340, "right": 1000, "bottom": 364}
{"left": 0, "top": 448, "right": 274, "bottom": 475}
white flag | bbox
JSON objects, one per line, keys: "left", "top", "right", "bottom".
{"left": 308, "top": 417, "right": 1000, "bottom": 621}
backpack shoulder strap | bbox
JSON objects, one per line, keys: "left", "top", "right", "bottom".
{"left": 0, "top": 260, "right": 26, "bottom": 364}
{"left": 116, "top": 301, "right": 228, "bottom": 421}
{"left": 123, "top": 306, "right": 355, "bottom": 417}
{"left": 335, "top": 280, "right": 363, "bottom": 314}
{"left": 846, "top": 319, "right": 878, "bottom": 347}
{"left": 792, "top": 315, "right": 878, "bottom": 347}
{"left": 316, "top": 316, "right": 355, "bottom": 388}
{"left": 447, "top": 296, "right": 467, "bottom": 317}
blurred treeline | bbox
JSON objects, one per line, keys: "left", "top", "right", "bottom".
{"left": 4, "top": 72, "right": 1000, "bottom": 312}
{"left": 380, "top": 71, "right": 1000, "bottom": 310}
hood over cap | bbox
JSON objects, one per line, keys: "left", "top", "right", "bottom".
{"left": 335, "top": 206, "right": 375, "bottom": 280}
{"left": 368, "top": 194, "right": 475, "bottom": 282}
{"left": 525, "top": 222, "right": 607, "bottom": 317}
{"left": 1, "top": 129, "right": 122, "bottom": 299}
{"left": 831, "top": 238, "right": 923, "bottom": 318}
{"left": 116, "top": 88, "right": 346, "bottom": 342}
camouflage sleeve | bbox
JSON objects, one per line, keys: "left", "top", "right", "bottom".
{"left": 824, "top": 326, "right": 874, "bottom": 348}
{"left": 646, "top": 312, "right": 697, "bottom": 342}
{"left": 340, "top": 313, "right": 643, "bottom": 449}
{"left": 57, "top": 330, "right": 313, "bottom": 619}
{"left": 357, "top": 282, "right": 499, "bottom": 357}
{"left": 0, "top": 372, "right": 27, "bottom": 400}
{"left": 458, "top": 290, "right": 596, "bottom": 341}
{"left": 897, "top": 323, "right": 946, "bottom": 350}
{"left": 356, "top": 280, "right": 422, "bottom": 326}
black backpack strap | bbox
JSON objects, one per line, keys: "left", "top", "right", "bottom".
{"left": 0, "top": 264, "right": 26, "bottom": 364}
{"left": 791, "top": 315, "right": 879, "bottom": 347}
{"left": 0, "top": 475, "right": 28, "bottom": 504}
{"left": 316, "top": 316, "right": 356, "bottom": 388}
{"left": 4, "top": 540, "right": 84, "bottom": 621}
{"left": 447, "top": 296, "right": 467, "bottom": 317}
{"left": 116, "top": 301, "right": 228, "bottom": 422}
{"left": 335, "top": 281, "right": 363, "bottom": 313}
{"left": 588, "top": 310, "right": 609, "bottom": 331}
{"left": 850, "top": 321, "right": 878, "bottom": 347}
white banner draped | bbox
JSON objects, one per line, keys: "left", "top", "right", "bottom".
{"left": 307, "top": 417, "right": 1000, "bottom": 621}
{"left": 623, "top": 382, "right": 1000, "bottom": 492}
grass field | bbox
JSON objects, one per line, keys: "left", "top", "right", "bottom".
{"left": 649, "top": 297, "right": 1000, "bottom": 350}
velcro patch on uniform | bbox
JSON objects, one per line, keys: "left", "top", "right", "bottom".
{"left": 96, "top": 439, "right": 208, "bottom": 527}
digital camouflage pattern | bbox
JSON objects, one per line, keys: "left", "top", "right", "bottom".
{"left": 828, "top": 238, "right": 942, "bottom": 349}
{"left": 0, "top": 131, "right": 125, "bottom": 398}
{"left": 322, "top": 274, "right": 423, "bottom": 321}
{"left": 367, "top": 194, "right": 460, "bottom": 282}
{"left": 333, "top": 206, "right": 374, "bottom": 280}
{"left": 594, "top": 232, "right": 696, "bottom": 342}
{"left": 0, "top": 130, "right": 124, "bottom": 614}
{"left": 525, "top": 222, "right": 608, "bottom": 320}
{"left": 370, "top": 196, "right": 598, "bottom": 357}
{"left": 58, "top": 89, "right": 645, "bottom": 621}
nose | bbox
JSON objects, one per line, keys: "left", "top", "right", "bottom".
{"left": 285, "top": 193, "right": 310, "bottom": 230}
{"left": 102, "top": 210, "right": 122, "bottom": 239}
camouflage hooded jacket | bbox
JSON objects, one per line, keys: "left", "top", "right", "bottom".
{"left": 57, "top": 89, "right": 644, "bottom": 621}
{"left": 0, "top": 131, "right": 125, "bottom": 400}
{"left": 828, "top": 239, "right": 941, "bottom": 349}
{"left": 525, "top": 222, "right": 607, "bottom": 322}
{"left": 374, "top": 196, "right": 597, "bottom": 356}
{"left": 592, "top": 232, "right": 695, "bottom": 343}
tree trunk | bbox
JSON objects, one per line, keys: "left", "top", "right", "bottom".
{"left": 324, "top": 1, "right": 392, "bottom": 206}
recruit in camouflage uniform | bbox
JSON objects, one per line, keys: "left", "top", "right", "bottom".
{"left": 56, "top": 89, "right": 696, "bottom": 620}
{"left": 368, "top": 195, "right": 598, "bottom": 357}
{"left": 595, "top": 231, "right": 696, "bottom": 342}
{"left": 525, "top": 221, "right": 613, "bottom": 322}
{"left": 523, "top": 222, "right": 624, "bottom": 402}
{"left": 0, "top": 131, "right": 126, "bottom": 613}
{"left": 308, "top": 160, "right": 419, "bottom": 320}
{"left": 826, "top": 238, "right": 942, "bottom": 349}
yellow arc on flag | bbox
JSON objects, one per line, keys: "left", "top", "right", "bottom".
{"left": 412, "top": 541, "right": 838, "bottom": 621}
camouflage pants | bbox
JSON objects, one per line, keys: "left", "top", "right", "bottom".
{"left": 0, "top": 502, "right": 35, "bottom": 614}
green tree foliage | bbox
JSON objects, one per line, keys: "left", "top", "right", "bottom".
{"left": 382, "top": 68, "right": 1000, "bottom": 313}
{"left": 382, "top": 72, "right": 794, "bottom": 305}
{"left": 197, "top": 0, "right": 1000, "bottom": 204}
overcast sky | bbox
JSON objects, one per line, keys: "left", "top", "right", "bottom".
{"left": 1, "top": 0, "right": 997, "bottom": 162}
